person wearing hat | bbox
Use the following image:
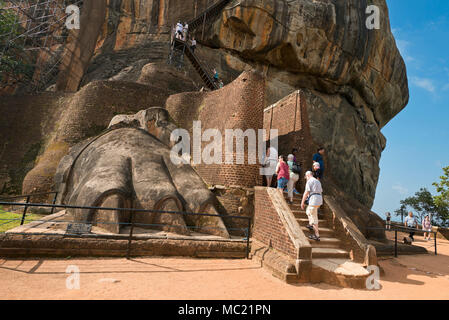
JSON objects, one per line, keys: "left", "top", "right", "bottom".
{"left": 312, "top": 161, "right": 323, "bottom": 180}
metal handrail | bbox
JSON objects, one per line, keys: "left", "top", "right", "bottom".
{"left": 0, "top": 200, "right": 252, "bottom": 258}
{"left": 367, "top": 226, "right": 437, "bottom": 257}
{"left": 0, "top": 191, "right": 59, "bottom": 224}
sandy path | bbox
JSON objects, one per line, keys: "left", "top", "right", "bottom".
{"left": 1, "top": 235, "right": 449, "bottom": 300}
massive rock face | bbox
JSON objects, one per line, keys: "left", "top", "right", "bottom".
{"left": 71, "top": 0, "right": 408, "bottom": 208}
{"left": 1, "top": 0, "right": 409, "bottom": 212}
{"left": 193, "top": 0, "right": 409, "bottom": 207}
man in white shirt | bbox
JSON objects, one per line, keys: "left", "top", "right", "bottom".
{"left": 176, "top": 21, "right": 183, "bottom": 39}
{"left": 301, "top": 171, "right": 323, "bottom": 241}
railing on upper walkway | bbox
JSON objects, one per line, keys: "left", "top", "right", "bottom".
{"left": 366, "top": 225, "right": 437, "bottom": 257}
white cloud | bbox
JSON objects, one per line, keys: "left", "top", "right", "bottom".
{"left": 410, "top": 77, "right": 436, "bottom": 93}
{"left": 396, "top": 39, "right": 415, "bottom": 63}
{"left": 392, "top": 184, "right": 408, "bottom": 196}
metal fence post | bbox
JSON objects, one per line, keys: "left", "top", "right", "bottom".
{"left": 246, "top": 217, "right": 251, "bottom": 259}
{"left": 20, "top": 196, "right": 30, "bottom": 225}
{"left": 126, "top": 211, "right": 135, "bottom": 259}
{"left": 50, "top": 192, "right": 58, "bottom": 215}
{"left": 394, "top": 229, "right": 398, "bottom": 257}
{"left": 434, "top": 232, "right": 437, "bottom": 255}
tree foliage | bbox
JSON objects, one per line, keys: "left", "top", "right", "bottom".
{"left": 433, "top": 166, "right": 449, "bottom": 209}
{"left": 395, "top": 187, "right": 449, "bottom": 227}
{"left": 0, "top": 1, "right": 34, "bottom": 82}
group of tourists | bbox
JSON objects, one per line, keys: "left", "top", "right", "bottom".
{"left": 386, "top": 211, "right": 433, "bottom": 242}
{"left": 173, "top": 22, "right": 223, "bottom": 89}
{"left": 262, "top": 146, "right": 326, "bottom": 242}
{"left": 174, "top": 21, "right": 197, "bottom": 52}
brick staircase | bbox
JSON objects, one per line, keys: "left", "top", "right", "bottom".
{"left": 283, "top": 193, "right": 371, "bottom": 288}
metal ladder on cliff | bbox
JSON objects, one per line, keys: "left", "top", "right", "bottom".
{"left": 167, "top": 0, "right": 234, "bottom": 90}
{"left": 169, "top": 38, "right": 218, "bottom": 90}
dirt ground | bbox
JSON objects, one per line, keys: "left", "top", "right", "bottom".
{"left": 1, "top": 234, "right": 449, "bottom": 300}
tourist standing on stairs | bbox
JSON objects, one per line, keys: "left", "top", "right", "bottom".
{"left": 301, "top": 171, "right": 323, "bottom": 241}
{"left": 311, "top": 161, "right": 323, "bottom": 180}
{"left": 213, "top": 68, "right": 219, "bottom": 84}
{"left": 190, "top": 37, "right": 197, "bottom": 53}
{"left": 176, "top": 21, "right": 183, "bottom": 39}
{"left": 313, "top": 147, "right": 325, "bottom": 178}
{"left": 183, "top": 22, "right": 189, "bottom": 41}
{"left": 262, "top": 145, "right": 278, "bottom": 188}
{"left": 291, "top": 148, "right": 298, "bottom": 163}
{"left": 287, "top": 154, "right": 300, "bottom": 204}
{"left": 276, "top": 155, "right": 290, "bottom": 191}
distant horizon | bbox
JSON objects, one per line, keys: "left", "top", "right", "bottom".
{"left": 372, "top": 0, "right": 449, "bottom": 221}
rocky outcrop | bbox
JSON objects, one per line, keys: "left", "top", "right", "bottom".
{"left": 55, "top": 107, "right": 230, "bottom": 237}
{"left": 0, "top": 62, "right": 198, "bottom": 197}
{"left": 2, "top": 0, "right": 409, "bottom": 214}
{"left": 193, "top": 0, "right": 409, "bottom": 207}
{"left": 60, "top": 0, "right": 408, "bottom": 208}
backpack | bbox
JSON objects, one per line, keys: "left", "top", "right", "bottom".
{"left": 292, "top": 163, "right": 301, "bottom": 174}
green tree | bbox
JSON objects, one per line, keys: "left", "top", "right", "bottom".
{"left": 395, "top": 187, "right": 449, "bottom": 227}
{"left": 0, "top": 1, "right": 34, "bottom": 82}
{"left": 433, "top": 166, "right": 449, "bottom": 209}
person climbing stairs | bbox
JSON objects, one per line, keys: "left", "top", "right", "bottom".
{"left": 283, "top": 193, "right": 371, "bottom": 288}
{"left": 167, "top": 0, "right": 234, "bottom": 90}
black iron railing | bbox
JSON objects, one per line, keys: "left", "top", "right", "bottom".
{"left": 367, "top": 225, "right": 437, "bottom": 257}
{"left": 0, "top": 199, "right": 252, "bottom": 258}
{"left": 0, "top": 192, "right": 58, "bottom": 225}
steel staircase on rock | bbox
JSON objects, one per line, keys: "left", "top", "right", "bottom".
{"left": 187, "top": 0, "right": 234, "bottom": 32}
{"left": 170, "top": 38, "right": 219, "bottom": 90}
{"left": 283, "top": 193, "right": 370, "bottom": 288}
{"left": 168, "top": 0, "right": 233, "bottom": 90}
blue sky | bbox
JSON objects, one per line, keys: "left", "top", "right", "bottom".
{"left": 372, "top": 0, "right": 449, "bottom": 221}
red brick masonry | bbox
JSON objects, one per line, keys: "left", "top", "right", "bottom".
{"left": 253, "top": 187, "right": 297, "bottom": 259}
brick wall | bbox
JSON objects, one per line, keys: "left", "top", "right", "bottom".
{"left": 253, "top": 187, "right": 297, "bottom": 259}
{"left": 263, "top": 90, "right": 316, "bottom": 191}
{"left": 166, "top": 71, "right": 266, "bottom": 188}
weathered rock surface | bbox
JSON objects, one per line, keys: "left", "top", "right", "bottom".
{"left": 2, "top": 1, "right": 409, "bottom": 215}
{"left": 0, "top": 63, "right": 199, "bottom": 197}
{"left": 68, "top": 0, "right": 408, "bottom": 208}
{"left": 193, "top": 0, "right": 409, "bottom": 207}
{"left": 55, "top": 107, "right": 230, "bottom": 237}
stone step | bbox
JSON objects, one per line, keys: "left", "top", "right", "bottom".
{"left": 310, "top": 258, "right": 370, "bottom": 289}
{"left": 290, "top": 208, "right": 307, "bottom": 214}
{"left": 292, "top": 211, "right": 325, "bottom": 219}
{"left": 312, "top": 248, "right": 350, "bottom": 259}
{"left": 301, "top": 226, "right": 334, "bottom": 237}
{"left": 283, "top": 195, "right": 303, "bottom": 201}
{"left": 308, "top": 237, "right": 341, "bottom": 248}
{"left": 296, "top": 218, "right": 327, "bottom": 226}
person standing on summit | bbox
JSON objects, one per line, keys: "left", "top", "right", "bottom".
{"left": 313, "top": 147, "right": 325, "bottom": 178}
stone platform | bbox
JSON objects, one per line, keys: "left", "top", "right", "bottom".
{"left": 0, "top": 211, "right": 248, "bottom": 258}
